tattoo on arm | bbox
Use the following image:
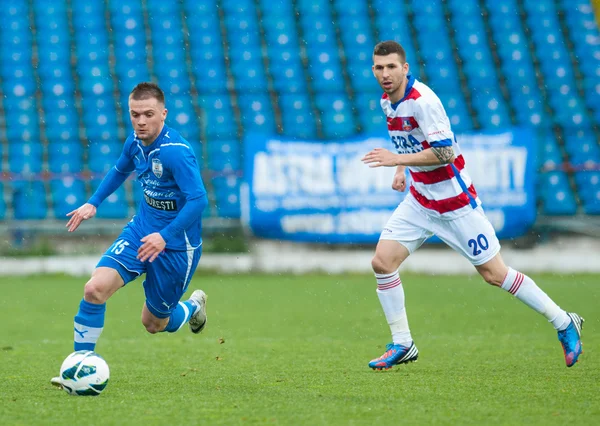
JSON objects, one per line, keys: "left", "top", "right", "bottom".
{"left": 431, "top": 146, "right": 455, "bottom": 164}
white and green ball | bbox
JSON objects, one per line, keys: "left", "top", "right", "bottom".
{"left": 59, "top": 351, "right": 110, "bottom": 396}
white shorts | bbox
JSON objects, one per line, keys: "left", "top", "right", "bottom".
{"left": 380, "top": 197, "right": 501, "bottom": 266}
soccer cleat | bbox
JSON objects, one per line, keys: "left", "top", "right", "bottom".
{"left": 188, "top": 289, "right": 208, "bottom": 334}
{"left": 369, "top": 342, "right": 418, "bottom": 370}
{"left": 558, "top": 312, "right": 584, "bottom": 367}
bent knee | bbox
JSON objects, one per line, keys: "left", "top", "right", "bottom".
{"left": 83, "top": 280, "right": 109, "bottom": 303}
{"left": 141, "top": 318, "right": 163, "bottom": 334}
{"left": 371, "top": 255, "right": 397, "bottom": 275}
{"left": 480, "top": 270, "right": 504, "bottom": 287}
{"left": 143, "top": 323, "right": 162, "bottom": 334}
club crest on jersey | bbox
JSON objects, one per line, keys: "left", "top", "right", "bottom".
{"left": 152, "top": 158, "right": 163, "bottom": 178}
{"left": 402, "top": 118, "right": 413, "bottom": 132}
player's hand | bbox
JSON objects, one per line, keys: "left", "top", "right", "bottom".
{"left": 65, "top": 203, "right": 97, "bottom": 232}
{"left": 392, "top": 172, "right": 406, "bottom": 192}
{"left": 137, "top": 233, "right": 166, "bottom": 263}
{"left": 361, "top": 148, "right": 400, "bottom": 167}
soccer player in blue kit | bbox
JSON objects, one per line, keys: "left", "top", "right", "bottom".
{"left": 51, "top": 83, "right": 208, "bottom": 388}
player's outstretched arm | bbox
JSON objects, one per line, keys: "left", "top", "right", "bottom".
{"left": 66, "top": 203, "right": 97, "bottom": 232}
{"left": 362, "top": 147, "right": 455, "bottom": 168}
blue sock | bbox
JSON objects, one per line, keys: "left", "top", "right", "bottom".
{"left": 74, "top": 299, "right": 106, "bottom": 351}
{"left": 163, "top": 300, "right": 197, "bottom": 333}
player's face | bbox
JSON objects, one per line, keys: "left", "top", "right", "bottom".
{"left": 372, "top": 54, "right": 409, "bottom": 100}
{"left": 129, "top": 97, "right": 167, "bottom": 144}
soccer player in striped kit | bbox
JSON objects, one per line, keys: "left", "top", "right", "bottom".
{"left": 362, "top": 41, "right": 583, "bottom": 370}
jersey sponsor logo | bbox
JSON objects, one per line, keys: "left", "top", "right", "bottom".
{"left": 144, "top": 193, "right": 178, "bottom": 211}
{"left": 152, "top": 158, "right": 163, "bottom": 178}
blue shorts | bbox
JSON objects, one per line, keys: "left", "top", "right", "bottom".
{"left": 97, "top": 225, "right": 202, "bottom": 318}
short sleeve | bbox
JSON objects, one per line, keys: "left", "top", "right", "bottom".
{"left": 413, "top": 96, "right": 454, "bottom": 148}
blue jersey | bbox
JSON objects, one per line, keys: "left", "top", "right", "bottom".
{"left": 89, "top": 125, "right": 207, "bottom": 251}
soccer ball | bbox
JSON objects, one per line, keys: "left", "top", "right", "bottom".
{"left": 58, "top": 350, "right": 110, "bottom": 396}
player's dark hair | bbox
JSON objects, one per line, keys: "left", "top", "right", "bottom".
{"left": 373, "top": 41, "right": 406, "bottom": 63}
{"left": 130, "top": 82, "right": 165, "bottom": 104}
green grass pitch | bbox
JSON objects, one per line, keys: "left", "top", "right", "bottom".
{"left": 1, "top": 272, "right": 598, "bottom": 425}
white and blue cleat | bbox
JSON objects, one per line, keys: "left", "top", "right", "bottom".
{"left": 369, "top": 342, "right": 418, "bottom": 370}
{"left": 558, "top": 312, "right": 584, "bottom": 367}
{"left": 188, "top": 289, "right": 208, "bottom": 334}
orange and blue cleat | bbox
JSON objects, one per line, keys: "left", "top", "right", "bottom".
{"left": 369, "top": 342, "right": 418, "bottom": 370}
{"left": 558, "top": 312, "right": 584, "bottom": 367}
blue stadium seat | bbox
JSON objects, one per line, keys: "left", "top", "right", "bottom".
{"left": 296, "top": 0, "right": 331, "bottom": 16}
{"left": 523, "top": 0, "right": 557, "bottom": 17}
{"left": 540, "top": 172, "right": 578, "bottom": 215}
{"left": 315, "top": 93, "right": 357, "bottom": 139}
{"left": 437, "top": 92, "right": 474, "bottom": 133}
{"left": 48, "top": 142, "right": 84, "bottom": 174}
{"left": 190, "top": 56, "right": 228, "bottom": 93}
{"left": 539, "top": 134, "right": 563, "bottom": 170}
{"left": 107, "top": 0, "right": 143, "bottom": 16}
{"left": 471, "top": 91, "right": 511, "bottom": 129}
{"left": 183, "top": 0, "right": 220, "bottom": 15}
{"left": 426, "top": 63, "right": 461, "bottom": 93}
{"left": 221, "top": 0, "right": 254, "bottom": 13}
{"left": 88, "top": 143, "right": 121, "bottom": 174}
{"left": 225, "top": 16, "right": 261, "bottom": 50}
{"left": 72, "top": 5, "right": 106, "bottom": 31}
{"left": 238, "top": 94, "right": 277, "bottom": 134}
{"left": 206, "top": 140, "right": 242, "bottom": 172}
{"left": 201, "top": 94, "right": 238, "bottom": 138}
{"left": 338, "top": 17, "right": 373, "bottom": 50}
{"left": 5, "top": 113, "right": 40, "bottom": 143}
{"left": 548, "top": 91, "right": 591, "bottom": 127}
{"left": 0, "top": 183, "right": 5, "bottom": 220}
{"left": 563, "top": 127, "right": 600, "bottom": 168}
{"left": 333, "top": 0, "right": 368, "bottom": 17}
{"left": 575, "top": 171, "right": 600, "bottom": 214}
{"left": 300, "top": 20, "right": 336, "bottom": 50}
{"left": 354, "top": 92, "right": 388, "bottom": 136}
{"left": 268, "top": 48, "right": 306, "bottom": 93}
{"left": 230, "top": 61, "right": 269, "bottom": 92}
{"left": 262, "top": 16, "right": 299, "bottom": 50}
{"left": 257, "top": 0, "right": 293, "bottom": 16}
{"left": 279, "top": 93, "right": 318, "bottom": 139}
{"left": 583, "top": 78, "right": 600, "bottom": 112}
{"left": 463, "top": 59, "right": 499, "bottom": 90}
{"left": 167, "top": 97, "right": 200, "bottom": 141}
{"left": 115, "top": 65, "right": 151, "bottom": 97}
{"left": 90, "top": 179, "right": 129, "bottom": 219}
{"left": 44, "top": 110, "right": 80, "bottom": 142}
{"left": 348, "top": 62, "right": 379, "bottom": 92}
{"left": 211, "top": 176, "right": 241, "bottom": 218}
{"left": 8, "top": 143, "right": 42, "bottom": 175}
{"left": 51, "top": 177, "right": 87, "bottom": 218}
{"left": 12, "top": 181, "right": 48, "bottom": 220}
{"left": 511, "top": 92, "right": 545, "bottom": 127}
{"left": 305, "top": 48, "right": 344, "bottom": 91}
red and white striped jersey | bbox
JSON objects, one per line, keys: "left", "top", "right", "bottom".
{"left": 381, "top": 76, "right": 481, "bottom": 219}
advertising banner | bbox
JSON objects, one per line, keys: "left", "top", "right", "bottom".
{"left": 242, "top": 128, "right": 536, "bottom": 243}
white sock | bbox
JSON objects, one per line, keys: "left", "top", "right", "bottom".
{"left": 501, "top": 267, "right": 570, "bottom": 330}
{"left": 375, "top": 272, "right": 412, "bottom": 346}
